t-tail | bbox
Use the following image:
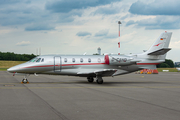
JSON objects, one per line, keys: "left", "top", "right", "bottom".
{"left": 146, "top": 31, "right": 172, "bottom": 59}
{"left": 137, "top": 31, "right": 172, "bottom": 66}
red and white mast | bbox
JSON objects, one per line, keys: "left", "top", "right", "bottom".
{"left": 118, "top": 21, "right": 121, "bottom": 55}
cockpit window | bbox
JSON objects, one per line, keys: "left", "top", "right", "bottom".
{"left": 29, "top": 57, "right": 38, "bottom": 62}
{"left": 41, "top": 58, "right": 44, "bottom": 62}
{"left": 29, "top": 57, "right": 44, "bottom": 62}
{"left": 36, "top": 58, "right": 41, "bottom": 62}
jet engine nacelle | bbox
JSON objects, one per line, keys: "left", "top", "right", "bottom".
{"left": 104, "top": 55, "right": 136, "bottom": 66}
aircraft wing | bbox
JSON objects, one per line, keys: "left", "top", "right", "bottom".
{"left": 77, "top": 69, "right": 117, "bottom": 77}
{"left": 139, "top": 65, "right": 157, "bottom": 69}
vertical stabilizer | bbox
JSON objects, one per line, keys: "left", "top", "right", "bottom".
{"left": 137, "top": 32, "right": 172, "bottom": 60}
{"left": 147, "top": 32, "right": 172, "bottom": 55}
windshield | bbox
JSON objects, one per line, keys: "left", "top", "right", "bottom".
{"left": 28, "top": 57, "right": 45, "bottom": 62}
{"left": 29, "top": 57, "right": 39, "bottom": 62}
{"left": 36, "top": 58, "right": 41, "bottom": 62}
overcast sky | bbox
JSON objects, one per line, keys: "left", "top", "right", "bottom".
{"left": 0, "top": 0, "right": 180, "bottom": 61}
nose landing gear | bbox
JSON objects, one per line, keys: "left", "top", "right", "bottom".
{"left": 21, "top": 79, "right": 29, "bottom": 84}
{"left": 21, "top": 75, "right": 29, "bottom": 84}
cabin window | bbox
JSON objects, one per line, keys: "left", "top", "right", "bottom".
{"left": 41, "top": 58, "right": 44, "bottom": 62}
{"left": 64, "top": 58, "right": 67, "bottom": 62}
{"left": 88, "top": 58, "right": 91, "bottom": 63}
{"left": 98, "top": 58, "right": 101, "bottom": 63}
{"left": 72, "top": 58, "right": 75, "bottom": 63}
{"left": 80, "top": 58, "right": 83, "bottom": 63}
{"left": 36, "top": 58, "right": 41, "bottom": 62}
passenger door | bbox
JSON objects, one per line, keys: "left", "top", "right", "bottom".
{"left": 54, "top": 57, "right": 61, "bottom": 72}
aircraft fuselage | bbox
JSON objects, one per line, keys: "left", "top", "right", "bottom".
{"left": 8, "top": 55, "right": 142, "bottom": 77}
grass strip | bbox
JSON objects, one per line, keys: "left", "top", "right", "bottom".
{"left": 0, "top": 68, "right": 8, "bottom": 71}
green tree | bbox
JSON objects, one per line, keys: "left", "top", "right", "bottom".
{"left": 165, "top": 59, "right": 174, "bottom": 68}
{"left": 159, "top": 63, "right": 170, "bottom": 68}
{"left": 0, "top": 51, "right": 36, "bottom": 61}
{"left": 157, "top": 59, "right": 174, "bottom": 68}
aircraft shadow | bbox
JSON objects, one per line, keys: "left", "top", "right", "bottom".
{"left": 27, "top": 80, "right": 163, "bottom": 86}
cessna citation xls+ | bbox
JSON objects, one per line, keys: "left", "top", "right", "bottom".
{"left": 8, "top": 32, "right": 172, "bottom": 84}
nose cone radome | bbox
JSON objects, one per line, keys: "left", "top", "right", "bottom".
{"left": 7, "top": 62, "right": 30, "bottom": 73}
{"left": 7, "top": 66, "right": 19, "bottom": 73}
{"left": 7, "top": 65, "right": 21, "bottom": 73}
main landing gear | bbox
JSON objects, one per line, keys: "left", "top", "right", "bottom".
{"left": 96, "top": 76, "right": 103, "bottom": 84}
{"left": 87, "top": 77, "right": 94, "bottom": 83}
{"left": 87, "top": 76, "right": 103, "bottom": 84}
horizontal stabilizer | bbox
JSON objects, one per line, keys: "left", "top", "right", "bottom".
{"left": 147, "top": 48, "right": 171, "bottom": 55}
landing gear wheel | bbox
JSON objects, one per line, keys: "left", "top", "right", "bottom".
{"left": 96, "top": 76, "right": 103, "bottom": 84}
{"left": 87, "top": 77, "right": 94, "bottom": 83}
{"left": 21, "top": 79, "right": 29, "bottom": 84}
{"left": 96, "top": 79, "right": 103, "bottom": 84}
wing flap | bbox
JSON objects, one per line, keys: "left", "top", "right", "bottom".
{"left": 77, "top": 69, "right": 117, "bottom": 77}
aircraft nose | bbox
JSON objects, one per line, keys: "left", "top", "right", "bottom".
{"left": 7, "top": 67, "right": 18, "bottom": 73}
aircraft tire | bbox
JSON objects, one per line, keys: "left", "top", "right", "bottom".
{"left": 87, "top": 77, "right": 94, "bottom": 83}
{"left": 22, "top": 79, "right": 29, "bottom": 84}
{"left": 96, "top": 79, "right": 103, "bottom": 84}
{"left": 96, "top": 76, "right": 103, "bottom": 84}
